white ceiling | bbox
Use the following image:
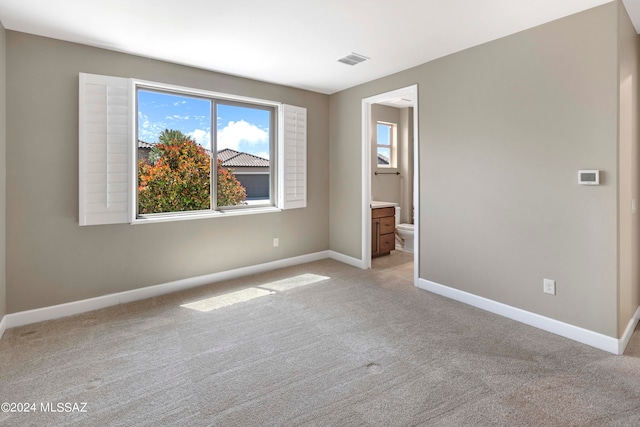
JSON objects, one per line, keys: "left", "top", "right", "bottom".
{"left": 0, "top": 0, "right": 637, "bottom": 95}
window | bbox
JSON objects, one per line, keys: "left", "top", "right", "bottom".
{"left": 79, "top": 73, "right": 306, "bottom": 226}
{"left": 376, "top": 122, "right": 396, "bottom": 168}
{"left": 136, "top": 88, "right": 275, "bottom": 216}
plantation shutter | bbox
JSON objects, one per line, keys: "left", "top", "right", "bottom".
{"left": 79, "top": 73, "right": 132, "bottom": 226}
{"left": 279, "top": 104, "right": 307, "bottom": 209}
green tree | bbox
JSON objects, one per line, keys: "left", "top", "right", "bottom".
{"left": 138, "top": 129, "right": 246, "bottom": 214}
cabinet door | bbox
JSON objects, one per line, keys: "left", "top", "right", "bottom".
{"left": 371, "top": 219, "right": 378, "bottom": 254}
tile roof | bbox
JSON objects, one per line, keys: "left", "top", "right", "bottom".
{"left": 138, "top": 140, "right": 156, "bottom": 149}
{"left": 217, "top": 149, "right": 269, "bottom": 167}
{"left": 138, "top": 141, "right": 269, "bottom": 168}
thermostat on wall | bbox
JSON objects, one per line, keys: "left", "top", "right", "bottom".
{"left": 578, "top": 170, "right": 599, "bottom": 185}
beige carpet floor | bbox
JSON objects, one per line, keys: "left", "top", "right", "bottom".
{"left": 1, "top": 252, "right": 640, "bottom": 426}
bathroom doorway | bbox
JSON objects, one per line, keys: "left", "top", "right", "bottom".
{"left": 361, "top": 85, "right": 419, "bottom": 286}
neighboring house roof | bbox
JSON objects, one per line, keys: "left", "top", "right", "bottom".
{"left": 137, "top": 141, "right": 268, "bottom": 168}
{"left": 138, "top": 140, "right": 156, "bottom": 150}
{"left": 377, "top": 153, "right": 389, "bottom": 165}
{"left": 217, "top": 149, "right": 269, "bottom": 168}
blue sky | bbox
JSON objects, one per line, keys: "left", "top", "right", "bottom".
{"left": 137, "top": 90, "right": 271, "bottom": 159}
{"left": 377, "top": 123, "right": 391, "bottom": 162}
{"left": 377, "top": 123, "right": 391, "bottom": 146}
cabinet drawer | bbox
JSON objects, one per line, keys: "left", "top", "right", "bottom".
{"left": 379, "top": 233, "right": 395, "bottom": 253}
{"left": 379, "top": 216, "right": 395, "bottom": 234}
{"left": 372, "top": 207, "right": 395, "bottom": 219}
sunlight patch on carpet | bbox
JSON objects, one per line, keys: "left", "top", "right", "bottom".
{"left": 259, "top": 273, "right": 330, "bottom": 292}
{"left": 181, "top": 288, "right": 274, "bottom": 312}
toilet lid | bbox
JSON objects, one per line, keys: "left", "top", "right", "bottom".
{"left": 397, "top": 223, "right": 414, "bottom": 231}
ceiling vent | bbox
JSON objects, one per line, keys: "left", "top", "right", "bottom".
{"left": 338, "top": 53, "right": 369, "bottom": 66}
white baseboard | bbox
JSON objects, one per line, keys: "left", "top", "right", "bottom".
{"left": 0, "top": 314, "right": 6, "bottom": 341}
{"left": 4, "top": 250, "right": 332, "bottom": 330}
{"left": 618, "top": 306, "right": 640, "bottom": 354}
{"left": 418, "top": 278, "right": 631, "bottom": 355}
{"left": 328, "top": 250, "right": 366, "bottom": 269}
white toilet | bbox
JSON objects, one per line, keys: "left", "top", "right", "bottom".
{"left": 394, "top": 206, "right": 415, "bottom": 253}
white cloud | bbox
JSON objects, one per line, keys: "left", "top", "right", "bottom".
{"left": 188, "top": 129, "right": 211, "bottom": 149}
{"left": 165, "top": 114, "right": 190, "bottom": 120}
{"left": 217, "top": 120, "right": 268, "bottom": 151}
{"left": 138, "top": 112, "right": 167, "bottom": 142}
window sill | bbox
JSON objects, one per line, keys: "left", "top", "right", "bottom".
{"left": 132, "top": 206, "right": 283, "bottom": 225}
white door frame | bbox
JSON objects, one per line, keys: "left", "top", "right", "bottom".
{"left": 361, "top": 84, "right": 419, "bottom": 286}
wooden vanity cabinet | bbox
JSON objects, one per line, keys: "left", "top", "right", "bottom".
{"left": 372, "top": 207, "right": 395, "bottom": 257}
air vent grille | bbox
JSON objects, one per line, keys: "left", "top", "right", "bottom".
{"left": 338, "top": 53, "right": 369, "bottom": 66}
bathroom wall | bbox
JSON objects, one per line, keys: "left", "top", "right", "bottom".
{"left": 399, "top": 107, "right": 414, "bottom": 224}
{"left": 371, "top": 104, "right": 400, "bottom": 206}
{"left": 371, "top": 104, "right": 413, "bottom": 223}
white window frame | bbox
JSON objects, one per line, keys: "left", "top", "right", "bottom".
{"left": 135, "top": 84, "right": 276, "bottom": 218}
{"left": 376, "top": 121, "right": 396, "bottom": 169}
{"left": 79, "top": 73, "right": 306, "bottom": 226}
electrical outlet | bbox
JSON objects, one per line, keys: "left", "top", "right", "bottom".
{"left": 273, "top": 238, "right": 279, "bottom": 247}
{"left": 543, "top": 279, "right": 556, "bottom": 295}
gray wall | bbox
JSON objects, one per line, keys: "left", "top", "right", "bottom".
{"left": 6, "top": 32, "right": 329, "bottom": 313}
{"left": 617, "top": 0, "right": 640, "bottom": 335}
{"left": 0, "top": 22, "right": 5, "bottom": 320}
{"left": 330, "top": 3, "right": 625, "bottom": 337}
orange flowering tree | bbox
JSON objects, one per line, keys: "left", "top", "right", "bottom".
{"left": 138, "top": 129, "right": 246, "bottom": 214}
{"left": 217, "top": 162, "right": 248, "bottom": 207}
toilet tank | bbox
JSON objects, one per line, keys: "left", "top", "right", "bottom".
{"left": 394, "top": 206, "right": 401, "bottom": 227}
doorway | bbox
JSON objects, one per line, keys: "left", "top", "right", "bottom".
{"left": 361, "top": 85, "right": 419, "bottom": 286}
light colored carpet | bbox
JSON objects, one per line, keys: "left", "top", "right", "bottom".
{"left": 2, "top": 253, "right": 640, "bottom": 426}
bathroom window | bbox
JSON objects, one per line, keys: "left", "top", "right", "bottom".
{"left": 376, "top": 122, "right": 396, "bottom": 168}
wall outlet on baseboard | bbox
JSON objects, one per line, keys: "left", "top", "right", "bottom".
{"left": 273, "top": 238, "right": 279, "bottom": 247}
{"left": 543, "top": 279, "right": 556, "bottom": 295}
